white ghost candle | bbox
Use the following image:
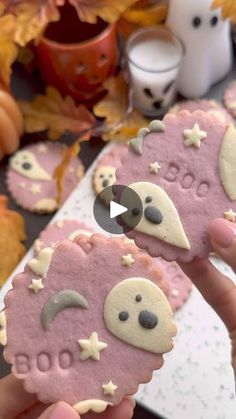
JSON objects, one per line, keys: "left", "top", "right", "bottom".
{"left": 167, "top": 0, "right": 232, "bottom": 98}
{"left": 126, "top": 27, "right": 184, "bottom": 117}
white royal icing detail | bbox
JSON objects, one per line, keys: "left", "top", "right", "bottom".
{"left": 29, "top": 184, "right": 41, "bottom": 195}
{"left": 149, "top": 162, "right": 161, "bottom": 174}
{"left": 78, "top": 332, "right": 108, "bottom": 361}
{"left": 28, "top": 247, "right": 54, "bottom": 278}
{"left": 121, "top": 254, "right": 135, "bottom": 267}
{"left": 37, "top": 144, "right": 48, "bottom": 153}
{"left": 10, "top": 150, "right": 52, "bottom": 180}
{"left": 33, "top": 199, "right": 58, "bottom": 212}
{"left": 28, "top": 278, "right": 44, "bottom": 293}
{"left": 104, "top": 277, "right": 176, "bottom": 354}
{"left": 123, "top": 182, "right": 190, "bottom": 250}
{"left": 183, "top": 123, "right": 207, "bottom": 148}
{"left": 73, "top": 400, "right": 112, "bottom": 415}
{"left": 102, "top": 381, "right": 118, "bottom": 396}
{"left": 224, "top": 209, "right": 236, "bottom": 222}
{"left": 68, "top": 229, "right": 92, "bottom": 240}
{"left": 219, "top": 125, "right": 236, "bottom": 201}
{"left": 0, "top": 311, "right": 7, "bottom": 346}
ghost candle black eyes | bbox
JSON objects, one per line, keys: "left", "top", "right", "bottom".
{"left": 145, "top": 196, "right": 152, "bottom": 204}
{"left": 192, "top": 16, "right": 202, "bottom": 28}
{"left": 143, "top": 88, "right": 154, "bottom": 98}
{"left": 135, "top": 295, "right": 142, "bottom": 302}
{"left": 210, "top": 16, "right": 218, "bottom": 27}
{"left": 119, "top": 311, "right": 129, "bottom": 321}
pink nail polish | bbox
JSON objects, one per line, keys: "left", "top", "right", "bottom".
{"left": 208, "top": 218, "right": 236, "bottom": 248}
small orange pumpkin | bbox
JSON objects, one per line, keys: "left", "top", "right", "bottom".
{"left": 0, "top": 87, "right": 24, "bottom": 160}
{"left": 0, "top": 196, "right": 26, "bottom": 286}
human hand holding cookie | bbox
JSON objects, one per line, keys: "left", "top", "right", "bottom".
{"left": 0, "top": 374, "right": 135, "bottom": 419}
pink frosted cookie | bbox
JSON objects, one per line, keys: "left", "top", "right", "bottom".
{"left": 3, "top": 235, "right": 176, "bottom": 414}
{"left": 154, "top": 259, "right": 192, "bottom": 311}
{"left": 224, "top": 81, "right": 236, "bottom": 117}
{"left": 34, "top": 219, "right": 94, "bottom": 254}
{"left": 116, "top": 112, "right": 236, "bottom": 262}
{"left": 7, "top": 142, "right": 84, "bottom": 213}
{"left": 92, "top": 145, "right": 127, "bottom": 205}
{"left": 169, "top": 99, "right": 233, "bottom": 124}
{"left": 123, "top": 238, "right": 192, "bottom": 311}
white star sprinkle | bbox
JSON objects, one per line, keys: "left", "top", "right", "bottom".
{"left": 224, "top": 209, "right": 236, "bottom": 222}
{"left": 149, "top": 162, "right": 161, "bottom": 174}
{"left": 78, "top": 332, "right": 108, "bottom": 361}
{"left": 171, "top": 289, "right": 179, "bottom": 297}
{"left": 102, "top": 381, "right": 118, "bottom": 396}
{"left": 56, "top": 220, "right": 64, "bottom": 228}
{"left": 29, "top": 184, "right": 41, "bottom": 195}
{"left": 28, "top": 278, "right": 44, "bottom": 293}
{"left": 37, "top": 144, "right": 48, "bottom": 153}
{"left": 121, "top": 254, "right": 135, "bottom": 267}
{"left": 183, "top": 123, "right": 207, "bottom": 148}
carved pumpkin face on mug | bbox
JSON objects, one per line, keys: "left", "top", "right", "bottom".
{"left": 36, "top": 5, "right": 117, "bottom": 103}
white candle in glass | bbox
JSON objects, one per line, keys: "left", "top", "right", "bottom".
{"left": 126, "top": 27, "right": 184, "bottom": 117}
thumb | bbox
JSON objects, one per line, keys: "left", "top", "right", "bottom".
{"left": 38, "top": 402, "right": 79, "bottom": 419}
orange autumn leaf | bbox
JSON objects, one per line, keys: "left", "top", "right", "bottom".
{"left": 54, "top": 131, "right": 90, "bottom": 204}
{"left": 93, "top": 74, "right": 149, "bottom": 143}
{"left": 18, "top": 86, "right": 96, "bottom": 140}
{"left": 212, "top": 0, "right": 236, "bottom": 22}
{"left": 0, "top": 12, "right": 18, "bottom": 86}
{"left": 118, "top": 2, "right": 168, "bottom": 38}
{"left": 69, "top": 0, "right": 139, "bottom": 23}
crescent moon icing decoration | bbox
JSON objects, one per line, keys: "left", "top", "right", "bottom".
{"left": 41, "top": 290, "right": 89, "bottom": 330}
{"left": 122, "top": 182, "right": 190, "bottom": 250}
{"left": 219, "top": 124, "right": 236, "bottom": 201}
{"left": 10, "top": 150, "right": 52, "bottom": 181}
{"left": 129, "top": 120, "right": 166, "bottom": 155}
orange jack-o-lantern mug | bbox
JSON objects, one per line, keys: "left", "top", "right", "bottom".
{"left": 36, "top": 4, "right": 117, "bottom": 103}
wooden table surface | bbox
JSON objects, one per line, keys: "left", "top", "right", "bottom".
{"left": 0, "top": 64, "right": 162, "bottom": 419}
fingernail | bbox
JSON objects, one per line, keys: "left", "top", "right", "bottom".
{"left": 48, "top": 402, "right": 78, "bottom": 419}
{"left": 208, "top": 218, "right": 236, "bottom": 248}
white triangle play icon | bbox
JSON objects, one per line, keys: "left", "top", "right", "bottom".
{"left": 110, "top": 201, "right": 128, "bottom": 219}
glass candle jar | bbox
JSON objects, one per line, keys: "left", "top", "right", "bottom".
{"left": 126, "top": 26, "right": 184, "bottom": 117}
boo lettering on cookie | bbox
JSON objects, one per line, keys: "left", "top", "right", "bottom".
{"left": 14, "top": 350, "right": 74, "bottom": 374}
{"left": 163, "top": 163, "right": 210, "bottom": 198}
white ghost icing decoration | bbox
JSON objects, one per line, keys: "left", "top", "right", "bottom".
{"left": 167, "top": 0, "right": 232, "bottom": 98}
{"left": 122, "top": 182, "right": 190, "bottom": 250}
{"left": 219, "top": 124, "right": 236, "bottom": 201}
{"left": 10, "top": 150, "right": 52, "bottom": 181}
{"left": 104, "top": 277, "right": 176, "bottom": 354}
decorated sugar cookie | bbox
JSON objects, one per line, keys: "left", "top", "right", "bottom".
{"left": 169, "top": 99, "right": 233, "bottom": 124}
{"left": 34, "top": 219, "right": 94, "bottom": 254}
{"left": 92, "top": 146, "right": 127, "bottom": 205}
{"left": 3, "top": 235, "right": 176, "bottom": 414}
{"left": 224, "top": 81, "right": 236, "bottom": 117}
{"left": 7, "top": 142, "right": 84, "bottom": 213}
{"left": 116, "top": 111, "right": 236, "bottom": 261}
{"left": 154, "top": 259, "right": 192, "bottom": 311}
{"left": 123, "top": 238, "right": 192, "bottom": 311}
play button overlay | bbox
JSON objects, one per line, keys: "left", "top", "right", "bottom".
{"left": 93, "top": 184, "right": 143, "bottom": 235}
{"left": 110, "top": 201, "right": 128, "bottom": 219}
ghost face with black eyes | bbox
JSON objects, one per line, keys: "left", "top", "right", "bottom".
{"left": 104, "top": 277, "right": 176, "bottom": 354}
{"left": 10, "top": 150, "right": 51, "bottom": 181}
{"left": 121, "top": 182, "right": 190, "bottom": 250}
{"left": 167, "top": 0, "right": 232, "bottom": 97}
{"left": 93, "top": 165, "right": 117, "bottom": 205}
